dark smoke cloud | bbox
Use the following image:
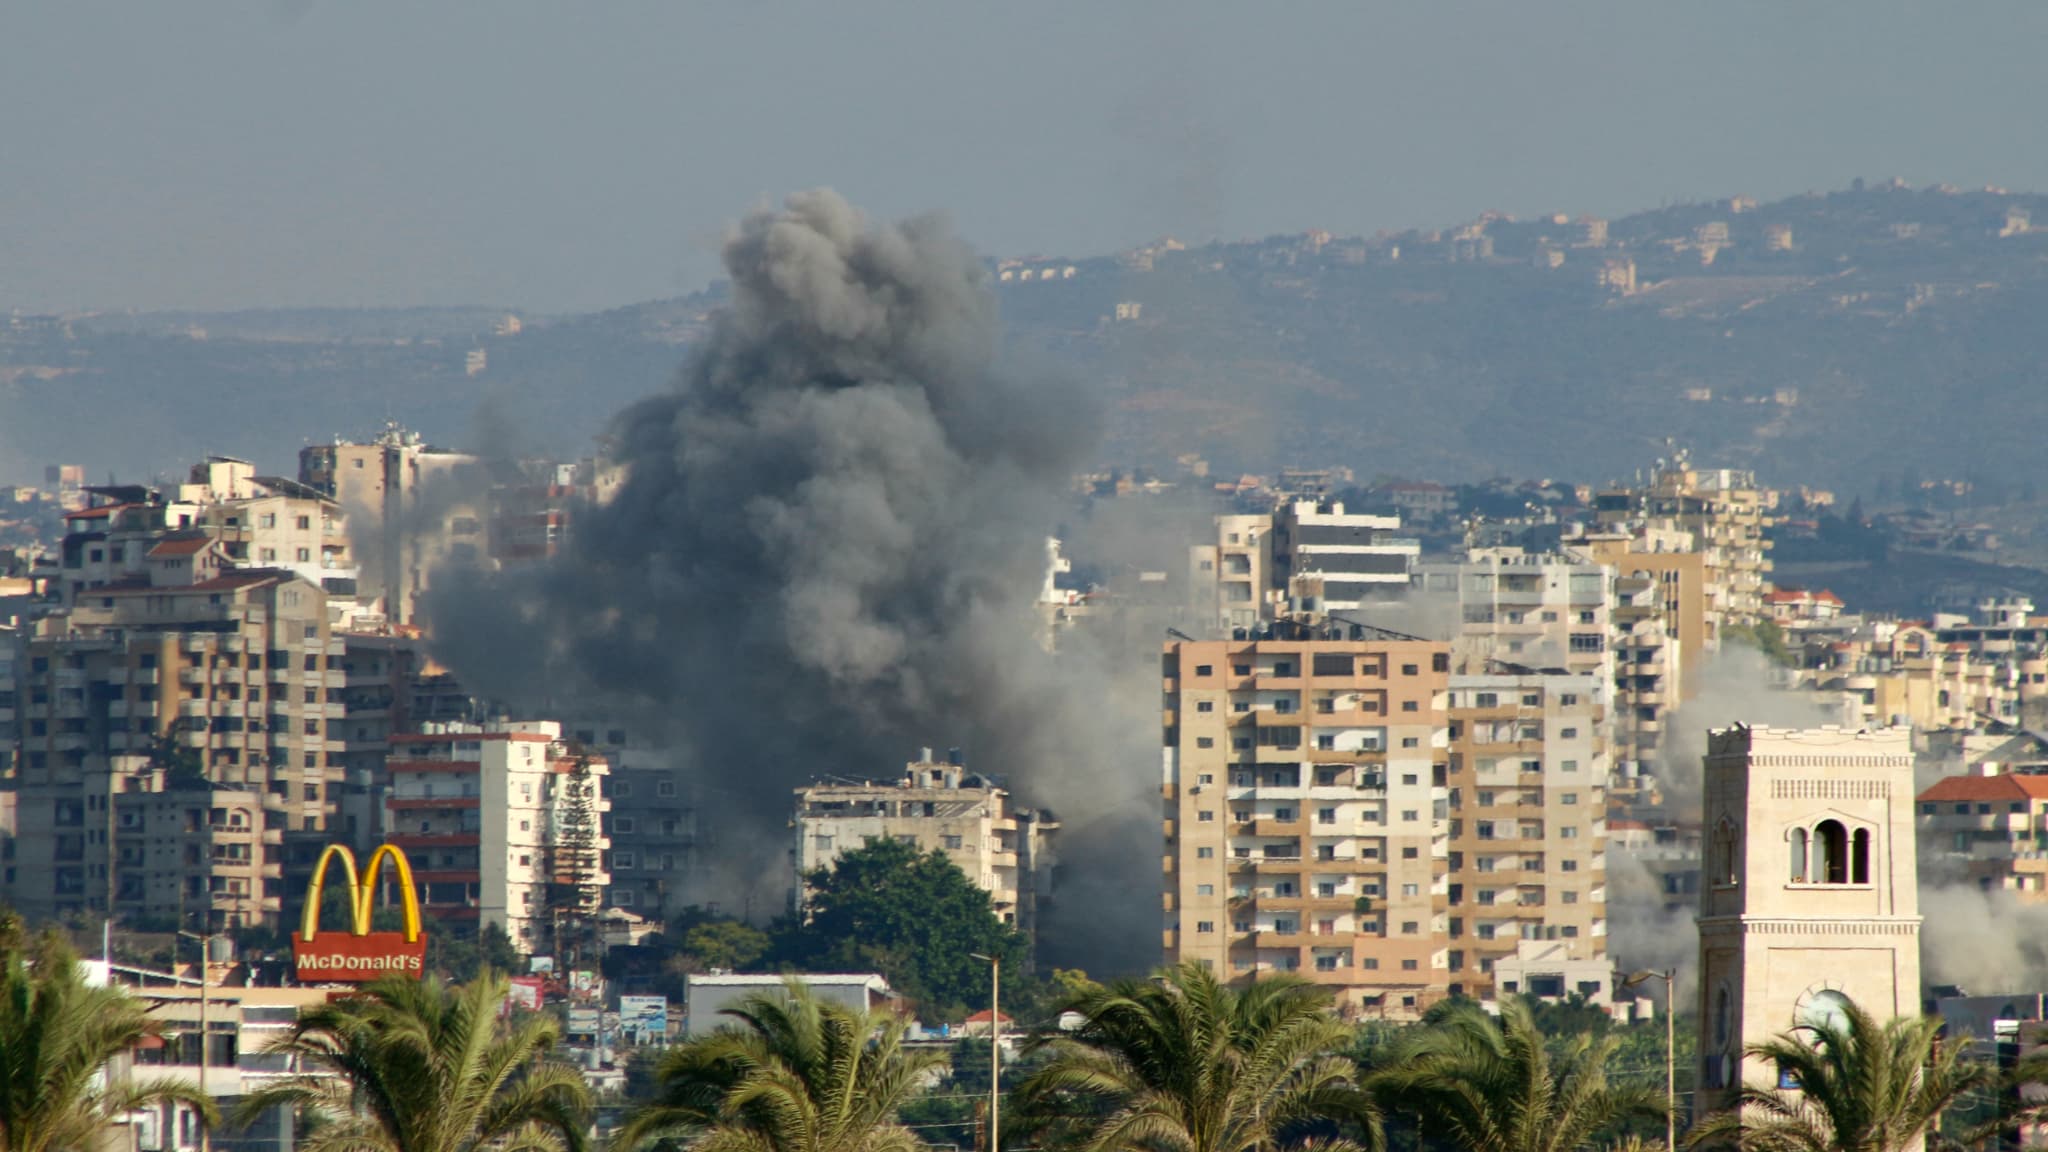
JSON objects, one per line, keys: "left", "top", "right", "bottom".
{"left": 425, "top": 190, "right": 1158, "bottom": 973}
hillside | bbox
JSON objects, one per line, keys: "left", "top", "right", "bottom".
{"left": 3, "top": 181, "right": 2045, "bottom": 495}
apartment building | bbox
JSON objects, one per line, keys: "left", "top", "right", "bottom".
{"left": 1162, "top": 630, "right": 1452, "bottom": 1017}
{"left": 1444, "top": 672, "right": 1608, "bottom": 999}
{"left": 1789, "top": 621, "right": 2021, "bottom": 730}
{"left": 1190, "top": 501, "right": 1419, "bottom": 634}
{"left": 792, "top": 750, "right": 1060, "bottom": 942}
{"left": 1416, "top": 549, "right": 1613, "bottom": 685}
{"left": 1916, "top": 770, "right": 2048, "bottom": 901}
{"left": 300, "top": 426, "right": 486, "bottom": 626}
{"left": 4, "top": 567, "right": 342, "bottom": 927}
{"left": 56, "top": 465, "right": 352, "bottom": 607}
{"left": 602, "top": 746, "right": 702, "bottom": 920}
{"left": 384, "top": 721, "right": 610, "bottom": 952}
{"left": 1591, "top": 458, "right": 1777, "bottom": 635}
{"left": 1609, "top": 570, "right": 1680, "bottom": 769}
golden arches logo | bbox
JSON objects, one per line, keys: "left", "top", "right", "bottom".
{"left": 301, "top": 843, "right": 424, "bottom": 942}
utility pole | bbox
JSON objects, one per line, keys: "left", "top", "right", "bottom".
{"left": 180, "top": 924, "right": 215, "bottom": 1152}
{"left": 972, "top": 953, "right": 1001, "bottom": 1152}
{"left": 1624, "top": 968, "right": 1677, "bottom": 1151}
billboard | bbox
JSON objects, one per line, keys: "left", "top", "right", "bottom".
{"left": 293, "top": 844, "right": 428, "bottom": 983}
{"left": 619, "top": 995, "right": 668, "bottom": 1041}
{"left": 507, "top": 976, "right": 544, "bottom": 1013}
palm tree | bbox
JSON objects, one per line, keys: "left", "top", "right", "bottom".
{"left": 616, "top": 980, "right": 940, "bottom": 1152}
{"left": 1368, "top": 996, "right": 1663, "bottom": 1152}
{"left": 0, "top": 926, "right": 215, "bottom": 1152}
{"left": 1685, "top": 996, "right": 1992, "bottom": 1152}
{"left": 1010, "top": 961, "right": 1380, "bottom": 1152}
{"left": 235, "top": 970, "right": 589, "bottom": 1152}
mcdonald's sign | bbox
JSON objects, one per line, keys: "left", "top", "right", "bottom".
{"left": 293, "top": 844, "right": 428, "bottom": 983}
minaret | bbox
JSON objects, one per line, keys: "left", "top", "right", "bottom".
{"left": 1694, "top": 725, "right": 1920, "bottom": 1126}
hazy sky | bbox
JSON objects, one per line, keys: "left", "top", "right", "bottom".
{"left": 4, "top": 1, "right": 2045, "bottom": 314}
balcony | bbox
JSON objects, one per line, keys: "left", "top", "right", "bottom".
{"left": 1252, "top": 818, "right": 1307, "bottom": 837}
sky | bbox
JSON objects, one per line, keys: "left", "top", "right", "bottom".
{"left": 3, "top": 1, "right": 2046, "bottom": 314}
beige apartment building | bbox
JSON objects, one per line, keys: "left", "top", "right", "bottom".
{"left": 1445, "top": 672, "right": 1609, "bottom": 999}
{"left": 1916, "top": 769, "right": 2048, "bottom": 901}
{"left": 300, "top": 426, "right": 486, "bottom": 626}
{"left": 1162, "top": 632, "right": 1452, "bottom": 1016}
{"left": 792, "top": 751, "right": 1059, "bottom": 943}
{"left": 1592, "top": 459, "right": 1777, "bottom": 635}
{"left": 5, "top": 565, "right": 343, "bottom": 927}
{"left": 1695, "top": 726, "right": 1918, "bottom": 1115}
{"left": 1191, "top": 501, "right": 1420, "bottom": 634}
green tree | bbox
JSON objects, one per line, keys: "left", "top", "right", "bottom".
{"left": 235, "top": 970, "right": 590, "bottom": 1152}
{"left": 1685, "top": 996, "right": 1992, "bottom": 1152}
{"left": 779, "top": 837, "right": 1022, "bottom": 1017}
{"left": 1370, "top": 997, "right": 1663, "bottom": 1152}
{"left": 680, "top": 921, "right": 771, "bottom": 973}
{"left": 1012, "top": 961, "right": 1379, "bottom": 1152}
{"left": 0, "top": 921, "right": 216, "bottom": 1152}
{"left": 617, "top": 979, "right": 940, "bottom": 1152}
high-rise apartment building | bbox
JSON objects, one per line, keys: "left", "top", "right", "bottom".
{"left": 1162, "top": 631, "right": 1452, "bottom": 1016}
{"left": 1592, "top": 459, "right": 1777, "bottom": 635}
{"left": 3, "top": 566, "right": 342, "bottom": 927}
{"left": 1191, "top": 501, "right": 1420, "bottom": 634}
{"left": 1444, "top": 672, "right": 1608, "bottom": 999}
{"left": 1416, "top": 548, "right": 1613, "bottom": 688}
{"left": 385, "top": 721, "right": 611, "bottom": 952}
{"left": 300, "top": 426, "right": 485, "bottom": 626}
{"left": 792, "top": 750, "right": 1060, "bottom": 943}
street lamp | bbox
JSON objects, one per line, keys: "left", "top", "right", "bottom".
{"left": 970, "top": 953, "right": 1001, "bottom": 1152}
{"left": 178, "top": 926, "right": 216, "bottom": 1152}
{"left": 1622, "top": 968, "right": 1676, "bottom": 1151}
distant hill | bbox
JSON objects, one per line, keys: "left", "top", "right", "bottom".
{"left": 4, "top": 182, "right": 2046, "bottom": 496}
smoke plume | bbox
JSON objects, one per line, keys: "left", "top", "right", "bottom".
{"left": 425, "top": 191, "right": 1159, "bottom": 972}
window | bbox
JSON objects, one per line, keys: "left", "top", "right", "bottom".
{"left": 1363, "top": 957, "right": 1379, "bottom": 970}
{"left": 1713, "top": 820, "right": 1739, "bottom": 886}
{"left": 1402, "top": 846, "right": 1419, "bottom": 859}
{"left": 1196, "top": 884, "right": 1214, "bottom": 896}
{"left": 1816, "top": 819, "right": 1848, "bottom": 884}
{"left": 1234, "top": 664, "right": 1251, "bottom": 676}
{"left": 1197, "top": 701, "right": 1214, "bottom": 713}
{"left": 1521, "top": 693, "right": 1540, "bottom": 706}
{"left": 1789, "top": 827, "right": 1808, "bottom": 883}
{"left": 1560, "top": 793, "right": 1578, "bottom": 805}
{"left": 1197, "top": 847, "right": 1215, "bottom": 859}
{"left": 1402, "top": 700, "right": 1419, "bottom": 712}
{"left": 615, "top": 817, "right": 635, "bottom": 833}
{"left": 1195, "top": 665, "right": 1212, "bottom": 676}
{"left": 1475, "top": 693, "right": 1498, "bottom": 708}
{"left": 1560, "top": 693, "right": 1578, "bottom": 706}
{"left": 1402, "top": 810, "right": 1419, "bottom": 822}
{"left": 614, "top": 852, "right": 636, "bottom": 869}
{"left": 1198, "top": 774, "right": 1214, "bottom": 785}
{"left": 943, "top": 835, "right": 963, "bottom": 850}
{"left": 1401, "top": 920, "right": 1419, "bottom": 934}
{"left": 1198, "top": 811, "right": 1215, "bottom": 823}
{"left": 1317, "top": 807, "right": 1336, "bottom": 824}
{"left": 1401, "top": 884, "right": 1419, "bottom": 897}
{"left": 1561, "top": 727, "right": 1578, "bottom": 739}
{"left": 1197, "top": 737, "right": 1214, "bottom": 748}
{"left": 1402, "top": 958, "right": 1418, "bottom": 970}
{"left": 1196, "top": 921, "right": 1214, "bottom": 934}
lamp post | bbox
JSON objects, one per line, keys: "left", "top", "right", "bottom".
{"left": 178, "top": 926, "right": 215, "bottom": 1152}
{"left": 971, "top": 953, "right": 1001, "bottom": 1152}
{"left": 1623, "top": 968, "right": 1676, "bottom": 1151}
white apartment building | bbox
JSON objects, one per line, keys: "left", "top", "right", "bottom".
{"left": 386, "top": 721, "right": 610, "bottom": 951}
{"left": 1417, "top": 548, "right": 1614, "bottom": 692}
{"left": 1192, "top": 501, "right": 1420, "bottom": 634}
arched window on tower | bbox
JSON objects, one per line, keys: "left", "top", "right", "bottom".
{"left": 1789, "top": 827, "right": 1808, "bottom": 883}
{"left": 1851, "top": 827, "right": 1871, "bottom": 884}
{"left": 1713, "top": 820, "right": 1740, "bottom": 886}
{"left": 1816, "top": 819, "right": 1848, "bottom": 884}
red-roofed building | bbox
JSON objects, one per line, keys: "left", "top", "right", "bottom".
{"left": 1918, "top": 770, "right": 2048, "bottom": 901}
{"left": 1766, "top": 587, "right": 1845, "bottom": 624}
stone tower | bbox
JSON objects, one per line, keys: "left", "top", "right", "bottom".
{"left": 1694, "top": 725, "right": 1920, "bottom": 1119}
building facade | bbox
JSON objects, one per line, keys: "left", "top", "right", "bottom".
{"left": 792, "top": 751, "right": 1058, "bottom": 942}
{"left": 384, "top": 721, "right": 611, "bottom": 952}
{"left": 1162, "top": 632, "right": 1452, "bottom": 1016}
{"left": 1694, "top": 726, "right": 1919, "bottom": 1116}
